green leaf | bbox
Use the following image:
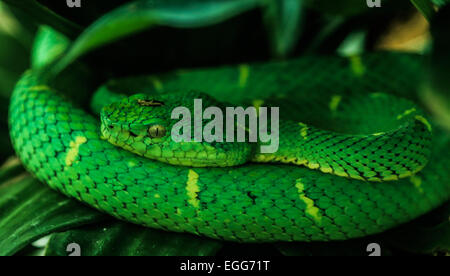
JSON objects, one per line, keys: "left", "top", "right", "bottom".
{"left": 263, "top": 0, "right": 304, "bottom": 58}
{"left": 30, "top": 26, "right": 100, "bottom": 108}
{"left": 45, "top": 222, "right": 223, "bottom": 256}
{"left": 50, "top": 0, "right": 263, "bottom": 75}
{"left": 1, "top": 0, "right": 82, "bottom": 38}
{"left": 424, "top": 4, "right": 450, "bottom": 131}
{"left": 0, "top": 66, "right": 19, "bottom": 99}
{"left": 410, "top": 0, "right": 436, "bottom": 21}
{"left": 31, "top": 25, "right": 71, "bottom": 69}
{"left": 0, "top": 174, "right": 107, "bottom": 256}
{"left": 0, "top": 158, "right": 24, "bottom": 184}
{"left": 432, "top": 0, "right": 450, "bottom": 6}
{"left": 303, "top": 0, "right": 371, "bottom": 16}
{"left": 383, "top": 203, "right": 450, "bottom": 255}
{"left": 0, "top": 7, "right": 30, "bottom": 133}
{"left": 0, "top": 134, "right": 13, "bottom": 164}
{"left": 0, "top": 32, "right": 29, "bottom": 98}
{"left": 0, "top": 2, "right": 35, "bottom": 49}
{"left": 337, "top": 31, "right": 366, "bottom": 56}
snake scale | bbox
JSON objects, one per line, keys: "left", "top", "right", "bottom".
{"left": 8, "top": 51, "right": 450, "bottom": 242}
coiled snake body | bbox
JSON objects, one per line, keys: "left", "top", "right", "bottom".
{"left": 9, "top": 53, "right": 450, "bottom": 242}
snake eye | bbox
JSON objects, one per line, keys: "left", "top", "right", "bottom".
{"left": 148, "top": 125, "right": 166, "bottom": 138}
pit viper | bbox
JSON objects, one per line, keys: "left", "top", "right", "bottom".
{"left": 8, "top": 52, "right": 450, "bottom": 242}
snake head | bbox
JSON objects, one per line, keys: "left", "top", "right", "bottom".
{"left": 100, "top": 93, "right": 176, "bottom": 157}
{"left": 100, "top": 91, "right": 251, "bottom": 167}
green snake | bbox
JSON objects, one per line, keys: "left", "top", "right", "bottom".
{"left": 8, "top": 52, "right": 450, "bottom": 242}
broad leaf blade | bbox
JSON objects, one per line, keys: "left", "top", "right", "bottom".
{"left": 424, "top": 4, "right": 450, "bottom": 130}
{"left": 303, "top": 0, "right": 371, "bottom": 16}
{"left": 432, "top": 0, "right": 450, "bottom": 6}
{"left": 383, "top": 203, "right": 450, "bottom": 255}
{"left": 0, "top": 173, "right": 107, "bottom": 256}
{"left": 0, "top": 158, "right": 24, "bottom": 184}
{"left": 263, "top": 0, "right": 304, "bottom": 58}
{"left": 0, "top": 31, "right": 29, "bottom": 99}
{"left": 45, "top": 222, "right": 223, "bottom": 256}
{"left": 2, "top": 0, "right": 82, "bottom": 38}
{"left": 410, "top": 0, "right": 436, "bottom": 21}
{"left": 51, "top": 0, "right": 263, "bottom": 75}
{"left": 31, "top": 25, "right": 71, "bottom": 69}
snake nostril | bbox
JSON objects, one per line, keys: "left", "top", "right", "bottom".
{"left": 109, "top": 125, "right": 114, "bottom": 129}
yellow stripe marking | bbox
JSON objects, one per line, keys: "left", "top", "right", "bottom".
{"left": 397, "top": 108, "right": 417, "bottom": 120}
{"left": 284, "top": 157, "right": 305, "bottom": 165}
{"left": 410, "top": 175, "right": 424, "bottom": 194}
{"left": 307, "top": 163, "right": 320, "bottom": 169}
{"left": 335, "top": 170, "right": 349, "bottom": 178}
{"left": 299, "top": 122, "right": 308, "bottom": 140}
{"left": 372, "top": 132, "right": 385, "bottom": 136}
{"left": 127, "top": 161, "right": 138, "bottom": 167}
{"left": 349, "top": 55, "right": 366, "bottom": 76}
{"left": 252, "top": 154, "right": 275, "bottom": 163}
{"left": 319, "top": 166, "right": 333, "bottom": 174}
{"left": 239, "top": 64, "right": 250, "bottom": 88}
{"left": 415, "top": 115, "right": 432, "bottom": 132}
{"left": 29, "top": 85, "right": 51, "bottom": 91}
{"left": 252, "top": 154, "right": 309, "bottom": 166}
{"left": 352, "top": 175, "right": 366, "bottom": 181}
{"left": 329, "top": 95, "right": 342, "bottom": 112}
{"left": 186, "top": 169, "right": 200, "bottom": 208}
{"left": 65, "top": 136, "right": 87, "bottom": 166}
{"left": 383, "top": 175, "right": 399, "bottom": 181}
{"left": 300, "top": 127, "right": 308, "bottom": 140}
{"left": 400, "top": 171, "right": 415, "bottom": 179}
{"left": 295, "top": 179, "right": 322, "bottom": 223}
